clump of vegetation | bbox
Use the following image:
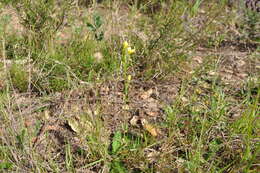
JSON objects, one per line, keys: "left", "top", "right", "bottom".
{"left": 11, "top": 0, "right": 73, "bottom": 51}
{"left": 9, "top": 64, "right": 29, "bottom": 92}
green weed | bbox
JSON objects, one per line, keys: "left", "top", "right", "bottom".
{"left": 9, "top": 64, "right": 29, "bottom": 92}
{"left": 86, "top": 13, "right": 104, "bottom": 41}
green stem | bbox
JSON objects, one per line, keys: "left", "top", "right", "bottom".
{"left": 122, "top": 50, "right": 130, "bottom": 102}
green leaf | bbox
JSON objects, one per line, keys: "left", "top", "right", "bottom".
{"left": 191, "top": 0, "right": 202, "bottom": 15}
{"left": 94, "top": 14, "right": 102, "bottom": 29}
{"left": 110, "top": 160, "right": 127, "bottom": 173}
{"left": 86, "top": 23, "right": 96, "bottom": 32}
{"left": 16, "top": 129, "right": 26, "bottom": 148}
{"left": 0, "top": 162, "right": 13, "bottom": 170}
{"left": 95, "top": 32, "right": 104, "bottom": 41}
{"left": 112, "top": 131, "right": 123, "bottom": 154}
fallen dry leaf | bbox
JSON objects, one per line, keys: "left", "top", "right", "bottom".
{"left": 146, "top": 149, "right": 160, "bottom": 163}
{"left": 24, "top": 119, "right": 34, "bottom": 127}
{"left": 44, "top": 110, "right": 50, "bottom": 120}
{"left": 140, "top": 89, "right": 154, "bottom": 99}
{"left": 145, "top": 111, "right": 159, "bottom": 117}
{"left": 141, "top": 119, "right": 159, "bottom": 137}
{"left": 93, "top": 52, "right": 104, "bottom": 63}
{"left": 67, "top": 117, "right": 93, "bottom": 134}
{"left": 181, "top": 96, "right": 189, "bottom": 103}
{"left": 130, "top": 115, "right": 139, "bottom": 126}
{"left": 208, "top": 70, "right": 217, "bottom": 76}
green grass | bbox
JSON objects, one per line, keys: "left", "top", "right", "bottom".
{"left": 0, "top": 0, "right": 259, "bottom": 172}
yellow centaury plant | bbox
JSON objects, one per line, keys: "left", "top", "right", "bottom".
{"left": 122, "top": 41, "right": 135, "bottom": 78}
{"left": 122, "top": 41, "right": 135, "bottom": 102}
{"left": 123, "top": 41, "right": 135, "bottom": 55}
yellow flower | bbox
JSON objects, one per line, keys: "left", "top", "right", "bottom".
{"left": 127, "top": 47, "right": 135, "bottom": 55}
{"left": 123, "top": 41, "right": 135, "bottom": 54}
{"left": 128, "top": 75, "right": 132, "bottom": 81}
{"left": 123, "top": 41, "right": 129, "bottom": 49}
